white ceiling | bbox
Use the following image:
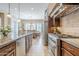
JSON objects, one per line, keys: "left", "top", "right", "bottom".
{"left": 0, "top": 3, "right": 48, "bottom": 20}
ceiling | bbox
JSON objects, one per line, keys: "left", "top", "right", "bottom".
{"left": 0, "top": 3, "right": 48, "bottom": 20}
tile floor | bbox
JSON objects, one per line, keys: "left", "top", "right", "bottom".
{"left": 27, "top": 35, "right": 48, "bottom": 56}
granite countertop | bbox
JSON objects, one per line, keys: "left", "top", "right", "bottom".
{"left": 48, "top": 33, "right": 79, "bottom": 48}
{"left": 48, "top": 33, "right": 79, "bottom": 38}
{"left": 0, "top": 32, "right": 33, "bottom": 48}
{"left": 61, "top": 38, "right": 79, "bottom": 48}
{"left": 48, "top": 33, "right": 59, "bottom": 39}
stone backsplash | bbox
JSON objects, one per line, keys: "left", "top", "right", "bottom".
{"left": 61, "top": 9, "right": 79, "bottom": 36}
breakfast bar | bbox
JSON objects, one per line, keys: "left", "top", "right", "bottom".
{"left": 0, "top": 33, "right": 33, "bottom": 56}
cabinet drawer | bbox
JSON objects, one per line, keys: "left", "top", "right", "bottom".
{"left": 7, "top": 49, "right": 16, "bottom": 56}
{"left": 0, "top": 42, "right": 16, "bottom": 56}
{"left": 61, "top": 48, "right": 73, "bottom": 56}
{"left": 62, "top": 41, "right": 79, "bottom": 56}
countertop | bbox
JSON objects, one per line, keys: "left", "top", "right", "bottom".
{"left": 61, "top": 38, "right": 79, "bottom": 48}
{"left": 0, "top": 32, "right": 33, "bottom": 48}
{"left": 48, "top": 33, "right": 59, "bottom": 40}
{"left": 48, "top": 33, "right": 79, "bottom": 48}
{"left": 48, "top": 33, "right": 79, "bottom": 38}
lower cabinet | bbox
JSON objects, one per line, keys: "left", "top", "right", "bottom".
{"left": 7, "top": 49, "right": 16, "bottom": 56}
{"left": 0, "top": 42, "right": 16, "bottom": 56}
{"left": 0, "top": 34, "right": 33, "bottom": 56}
{"left": 60, "top": 40, "right": 79, "bottom": 56}
{"left": 61, "top": 48, "right": 73, "bottom": 56}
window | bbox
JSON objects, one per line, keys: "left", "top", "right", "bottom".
{"left": 37, "top": 23, "right": 42, "bottom": 32}
{"left": 25, "top": 23, "right": 43, "bottom": 32}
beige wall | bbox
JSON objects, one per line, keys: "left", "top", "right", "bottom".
{"left": 61, "top": 10, "right": 79, "bottom": 36}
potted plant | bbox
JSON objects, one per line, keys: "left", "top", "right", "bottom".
{"left": 0, "top": 25, "right": 11, "bottom": 42}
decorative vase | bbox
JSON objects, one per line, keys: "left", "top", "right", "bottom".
{"left": 0, "top": 35, "right": 7, "bottom": 43}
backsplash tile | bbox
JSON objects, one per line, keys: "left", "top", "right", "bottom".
{"left": 61, "top": 10, "right": 79, "bottom": 36}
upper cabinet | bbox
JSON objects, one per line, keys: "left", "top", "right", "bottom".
{"left": 48, "top": 3, "right": 79, "bottom": 33}
{"left": 48, "top": 3, "right": 57, "bottom": 16}
{"left": 48, "top": 3, "right": 63, "bottom": 17}
{"left": 55, "top": 16, "right": 61, "bottom": 27}
{"left": 48, "top": 3, "right": 79, "bottom": 18}
{"left": 48, "top": 16, "right": 54, "bottom": 33}
{"left": 59, "top": 4, "right": 79, "bottom": 17}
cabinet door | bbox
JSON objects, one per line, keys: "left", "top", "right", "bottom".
{"left": 7, "top": 49, "right": 16, "bottom": 56}
{"left": 55, "top": 17, "right": 60, "bottom": 27}
{"left": 61, "top": 48, "right": 73, "bottom": 56}
{"left": 62, "top": 41, "right": 79, "bottom": 55}
{"left": 48, "top": 16, "right": 54, "bottom": 33}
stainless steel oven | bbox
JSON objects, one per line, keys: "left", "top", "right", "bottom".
{"left": 48, "top": 33, "right": 60, "bottom": 56}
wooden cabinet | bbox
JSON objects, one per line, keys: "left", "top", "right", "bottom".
{"left": 55, "top": 16, "right": 61, "bottom": 27}
{"left": 7, "top": 49, "right": 16, "bottom": 56}
{"left": 0, "top": 42, "right": 16, "bottom": 56}
{"left": 48, "top": 4, "right": 62, "bottom": 33}
{"left": 48, "top": 16, "right": 54, "bottom": 33}
{"left": 60, "top": 40, "right": 79, "bottom": 56}
{"left": 48, "top": 16, "right": 61, "bottom": 33}
{"left": 48, "top": 16, "right": 53, "bottom": 28}
{"left": 61, "top": 48, "right": 73, "bottom": 56}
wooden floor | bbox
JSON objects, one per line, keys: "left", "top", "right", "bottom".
{"left": 27, "top": 35, "right": 48, "bottom": 56}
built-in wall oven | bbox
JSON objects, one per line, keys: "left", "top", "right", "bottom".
{"left": 48, "top": 33, "right": 60, "bottom": 56}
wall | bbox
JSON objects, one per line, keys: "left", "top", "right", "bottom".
{"left": 61, "top": 9, "right": 79, "bottom": 36}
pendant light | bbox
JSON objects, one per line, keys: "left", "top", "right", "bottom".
{"left": 7, "top": 3, "right": 11, "bottom": 18}
{"left": 18, "top": 3, "right": 21, "bottom": 22}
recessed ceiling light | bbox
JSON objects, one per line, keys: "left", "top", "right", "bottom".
{"left": 15, "top": 8, "right": 17, "bottom": 10}
{"left": 31, "top": 8, "right": 34, "bottom": 10}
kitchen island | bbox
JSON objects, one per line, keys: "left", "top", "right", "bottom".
{"left": 0, "top": 32, "right": 33, "bottom": 56}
